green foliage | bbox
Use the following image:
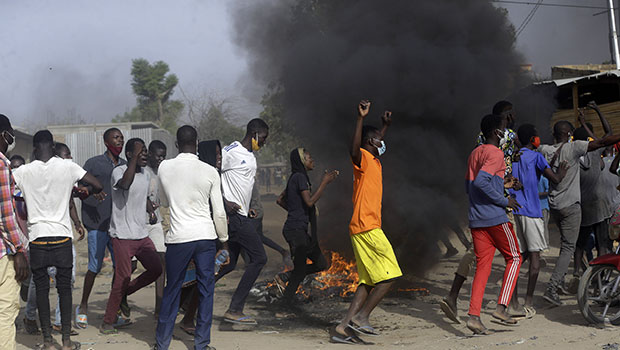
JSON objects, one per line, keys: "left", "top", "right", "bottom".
{"left": 114, "top": 58, "right": 183, "bottom": 133}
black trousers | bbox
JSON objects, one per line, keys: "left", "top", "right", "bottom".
{"left": 282, "top": 229, "right": 328, "bottom": 301}
{"left": 215, "top": 213, "right": 267, "bottom": 313}
{"left": 29, "top": 237, "right": 73, "bottom": 342}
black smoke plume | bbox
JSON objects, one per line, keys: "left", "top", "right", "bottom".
{"left": 232, "top": 0, "right": 531, "bottom": 275}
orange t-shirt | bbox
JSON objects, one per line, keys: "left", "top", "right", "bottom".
{"left": 349, "top": 148, "right": 382, "bottom": 235}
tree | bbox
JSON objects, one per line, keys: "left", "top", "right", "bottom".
{"left": 255, "top": 84, "right": 298, "bottom": 164}
{"left": 113, "top": 58, "right": 183, "bottom": 133}
{"left": 184, "top": 91, "right": 244, "bottom": 145}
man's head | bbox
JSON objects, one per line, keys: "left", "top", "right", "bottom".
{"left": 103, "top": 127, "right": 124, "bottom": 156}
{"left": 480, "top": 114, "right": 505, "bottom": 144}
{"left": 176, "top": 125, "right": 198, "bottom": 153}
{"left": 361, "top": 125, "right": 383, "bottom": 157}
{"left": 573, "top": 122, "right": 594, "bottom": 141}
{"left": 33, "top": 130, "right": 54, "bottom": 158}
{"left": 517, "top": 124, "right": 540, "bottom": 148}
{"left": 246, "top": 118, "right": 269, "bottom": 150}
{"left": 54, "top": 142, "right": 72, "bottom": 159}
{"left": 493, "top": 100, "right": 515, "bottom": 129}
{"left": 552, "top": 120, "right": 575, "bottom": 143}
{"left": 125, "top": 138, "right": 147, "bottom": 167}
{"left": 148, "top": 140, "right": 167, "bottom": 170}
{"left": 0, "top": 114, "right": 16, "bottom": 155}
{"left": 9, "top": 155, "right": 25, "bottom": 169}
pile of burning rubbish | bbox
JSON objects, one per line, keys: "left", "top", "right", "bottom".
{"left": 250, "top": 251, "right": 429, "bottom": 303}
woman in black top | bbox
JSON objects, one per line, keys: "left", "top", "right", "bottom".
{"left": 277, "top": 148, "right": 338, "bottom": 303}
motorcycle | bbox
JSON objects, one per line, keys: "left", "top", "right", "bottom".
{"left": 577, "top": 244, "right": 620, "bottom": 325}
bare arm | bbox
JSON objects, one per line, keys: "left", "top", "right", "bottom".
{"left": 587, "top": 134, "right": 620, "bottom": 152}
{"left": 578, "top": 109, "right": 597, "bottom": 140}
{"left": 588, "top": 101, "right": 612, "bottom": 137}
{"left": 80, "top": 172, "right": 103, "bottom": 194}
{"left": 350, "top": 100, "right": 370, "bottom": 168}
{"left": 300, "top": 170, "right": 339, "bottom": 207}
{"left": 543, "top": 161, "right": 569, "bottom": 184}
{"left": 116, "top": 143, "right": 143, "bottom": 190}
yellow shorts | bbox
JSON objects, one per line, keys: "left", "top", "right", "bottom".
{"left": 351, "top": 228, "right": 402, "bottom": 286}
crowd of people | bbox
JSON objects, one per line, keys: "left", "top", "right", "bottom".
{"left": 0, "top": 100, "right": 400, "bottom": 349}
{"left": 1, "top": 96, "right": 618, "bottom": 350}
{"left": 441, "top": 100, "right": 620, "bottom": 335}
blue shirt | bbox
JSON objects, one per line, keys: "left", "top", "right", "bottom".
{"left": 538, "top": 176, "right": 549, "bottom": 211}
{"left": 466, "top": 144, "right": 508, "bottom": 228}
{"left": 509, "top": 148, "right": 549, "bottom": 218}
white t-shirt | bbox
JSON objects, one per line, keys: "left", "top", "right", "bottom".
{"left": 109, "top": 164, "right": 150, "bottom": 240}
{"left": 158, "top": 153, "right": 228, "bottom": 244}
{"left": 13, "top": 157, "right": 87, "bottom": 241}
{"left": 221, "top": 141, "right": 257, "bottom": 216}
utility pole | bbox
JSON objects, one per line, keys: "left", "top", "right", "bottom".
{"left": 609, "top": 0, "right": 620, "bottom": 69}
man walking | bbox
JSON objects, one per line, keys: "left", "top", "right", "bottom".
{"left": 155, "top": 126, "right": 229, "bottom": 350}
{"left": 215, "top": 118, "right": 269, "bottom": 325}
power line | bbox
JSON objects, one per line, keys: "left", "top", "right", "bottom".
{"left": 492, "top": 0, "right": 613, "bottom": 10}
{"left": 515, "top": 0, "right": 542, "bottom": 37}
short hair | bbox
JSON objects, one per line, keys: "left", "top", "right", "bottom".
{"left": 246, "top": 118, "right": 269, "bottom": 134}
{"left": 176, "top": 125, "right": 197, "bottom": 147}
{"left": 480, "top": 114, "right": 504, "bottom": 137}
{"left": 361, "top": 125, "right": 380, "bottom": 143}
{"left": 492, "top": 100, "right": 513, "bottom": 115}
{"left": 0, "top": 114, "right": 12, "bottom": 133}
{"left": 33, "top": 130, "right": 54, "bottom": 147}
{"left": 553, "top": 120, "right": 575, "bottom": 137}
{"left": 148, "top": 140, "right": 167, "bottom": 153}
{"left": 517, "top": 124, "right": 538, "bottom": 146}
{"left": 125, "top": 138, "right": 145, "bottom": 154}
{"left": 103, "top": 127, "right": 121, "bottom": 142}
{"left": 54, "top": 142, "right": 70, "bottom": 156}
{"left": 573, "top": 123, "right": 594, "bottom": 141}
{"left": 9, "top": 155, "right": 25, "bottom": 164}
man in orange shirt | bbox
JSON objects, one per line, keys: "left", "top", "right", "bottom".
{"left": 332, "top": 100, "right": 402, "bottom": 344}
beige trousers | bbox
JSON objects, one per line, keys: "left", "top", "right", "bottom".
{"left": 0, "top": 255, "right": 19, "bottom": 350}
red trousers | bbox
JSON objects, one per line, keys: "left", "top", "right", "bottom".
{"left": 468, "top": 222, "right": 522, "bottom": 316}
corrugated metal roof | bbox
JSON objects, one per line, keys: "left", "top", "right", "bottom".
{"left": 536, "top": 70, "right": 620, "bottom": 87}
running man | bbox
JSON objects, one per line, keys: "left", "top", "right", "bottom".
{"left": 332, "top": 100, "right": 402, "bottom": 344}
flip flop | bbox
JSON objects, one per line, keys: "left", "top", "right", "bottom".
{"left": 439, "top": 299, "right": 461, "bottom": 324}
{"left": 348, "top": 322, "right": 380, "bottom": 336}
{"left": 329, "top": 327, "right": 358, "bottom": 345}
{"left": 74, "top": 306, "right": 88, "bottom": 329}
{"left": 523, "top": 306, "right": 536, "bottom": 319}
{"left": 490, "top": 314, "right": 519, "bottom": 327}
{"left": 179, "top": 325, "right": 195, "bottom": 336}
{"left": 466, "top": 324, "right": 494, "bottom": 336}
{"left": 52, "top": 324, "right": 79, "bottom": 336}
{"left": 113, "top": 317, "right": 132, "bottom": 328}
{"left": 223, "top": 316, "right": 258, "bottom": 325}
{"left": 99, "top": 327, "right": 118, "bottom": 335}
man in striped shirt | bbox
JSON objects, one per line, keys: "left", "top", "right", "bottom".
{"left": 0, "top": 114, "right": 29, "bottom": 350}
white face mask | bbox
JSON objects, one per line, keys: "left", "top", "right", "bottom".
{"left": 496, "top": 129, "right": 508, "bottom": 147}
{"left": 3, "top": 132, "right": 15, "bottom": 153}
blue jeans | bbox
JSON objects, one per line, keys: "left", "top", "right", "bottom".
{"left": 156, "top": 239, "right": 216, "bottom": 350}
{"left": 87, "top": 230, "right": 114, "bottom": 273}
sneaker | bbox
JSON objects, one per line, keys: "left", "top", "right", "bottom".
{"left": 543, "top": 287, "right": 563, "bottom": 306}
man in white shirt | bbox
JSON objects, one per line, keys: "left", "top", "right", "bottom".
{"left": 144, "top": 140, "right": 167, "bottom": 316}
{"left": 100, "top": 138, "right": 162, "bottom": 334}
{"left": 155, "top": 126, "right": 228, "bottom": 350}
{"left": 216, "top": 118, "right": 269, "bottom": 325}
{"left": 13, "top": 130, "right": 102, "bottom": 350}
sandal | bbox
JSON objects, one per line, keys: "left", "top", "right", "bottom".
{"left": 113, "top": 316, "right": 132, "bottom": 328}
{"left": 439, "top": 299, "right": 460, "bottom": 324}
{"left": 223, "top": 315, "right": 258, "bottom": 325}
{"left": 52, "top": 324, "right": 79, "bottom": 336}
{"left": 99, "top": 326, "right": 118, "bottom": 335}
{"left": 329, "top": 327, "right": 359, "bottom": 345}
{"left": 348, "top": 321, "right": 380, "bottom": 336}
{"left": 74, "top": 306, "right": 88, "bottom": 329}
{"left": 491, "top": 313, "right": 519, "bottom": 327}
{"left": 179, "top": 324, "right": 195, "bottom": 336}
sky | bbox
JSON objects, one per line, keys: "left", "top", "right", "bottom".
{"left": 0, "top": 0, "right": 616, "bottom": 129}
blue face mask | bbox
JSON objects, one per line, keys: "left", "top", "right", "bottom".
{"left": 376, "top": 140, "right": 386, "bottom": 156}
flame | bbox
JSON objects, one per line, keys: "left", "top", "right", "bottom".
{"left": 314, "top": 251, "right": 359, "bottom": 297}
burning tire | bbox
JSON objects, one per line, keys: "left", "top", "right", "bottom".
{"left": 577, "top": 265, "right": 620, "bottom": 325}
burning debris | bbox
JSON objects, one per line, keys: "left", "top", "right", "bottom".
{"left": 250, "top": 251, "right": 429, "bottom": 303}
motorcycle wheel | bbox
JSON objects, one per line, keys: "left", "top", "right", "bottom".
{"left": 577, "top": 264, "right": 620, "bottom": 325}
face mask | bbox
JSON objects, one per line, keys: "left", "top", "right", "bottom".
{"left": 496, "top": 129, "right": 508, "bottom": 147}
{"left": 373, "top": 139, "right": 386, "bottom": 156}
{"left": 251, "top": 133, "right": 261, "bottom": 151}
{"left": 106, "top": 143, "right": 123, "bottom": 156}
{"left": 3, "top": 132, "right": 15, "bottom": 153}
{"left": 531, "top": 136, "right": 541, "bottom": 149}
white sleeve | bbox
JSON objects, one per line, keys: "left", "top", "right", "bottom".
{"left": 221, "top": 147, "right": 233, "bottom": 172}
{"left": 111, "top": 167, "right": 124, "bottom": 190}
{"left": 209, "top": 170, "right": 228, "bottom": 242}
{"left": 69, "top": 161, "right": 88, "bottom": 183}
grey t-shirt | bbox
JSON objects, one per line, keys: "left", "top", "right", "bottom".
{"left": 579, "top": 149, "right": 609, "bottom": 226}
{"left": 539, "top": 140, "right": 589, "bottom": 210}
{"left": 109, "top": 164, "right": 151, "bottom": 240}
{"left": 603, "top": 156, "right": 620, "bottom": 215}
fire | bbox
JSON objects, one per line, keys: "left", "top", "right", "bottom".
{"left": 314, "top": 251, "right": 359, "bottom": 297}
